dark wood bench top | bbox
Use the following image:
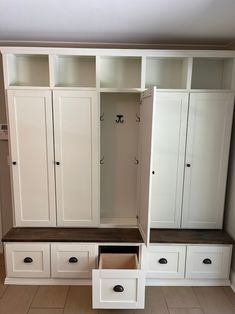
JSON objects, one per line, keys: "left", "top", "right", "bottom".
{"left": 2, "top": 227, "right": 144, "bottom": 243}
{"left": 2, "top": 227, "right": 234, "bottom": 245}
{"left": 150, "top": 229, "right": 234, "bottom": 244}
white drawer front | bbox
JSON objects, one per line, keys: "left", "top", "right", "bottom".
{"left": 51, "top": 243, "right": 97, "bottom": 278}
{"left": 5, "top": 243, "right": 50, "bottom": 278}
{"left": 92, "top": 269, "right": 145, "bottom": 309}
{"left": 143, "top": 245, "right": 186, "bottom": 279}
{"left": 186, "top": 245, "right": 232, "bottom": 279}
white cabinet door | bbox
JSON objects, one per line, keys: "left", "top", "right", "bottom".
{"left": 53, "top": 90, "right": 99, "bottom": 226}
{"left": 182, "top": 93, "right": 234, "bottom": 228}
{"left": 150, "top": 92, "right": 189, "bottom": 228}
{"left": 7, "top": 90, "right": 56, "bottom": 226}
{"left": 138, "top": 88, "right": 155, "bottom": 245}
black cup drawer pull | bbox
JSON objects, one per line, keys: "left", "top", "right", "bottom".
{"left": 24, "top": 257, "right": 33, "bottom": 263}
{"left": 69, "top": 257, "right": 78, "bottom": 263}
{"left": 113, "top": 285, "right": 124, "bottom": 292}
{"left": 203, "top": 258, "right": 212, "bottom": 265}
{"left": 158, "top": 258, "right": 168, "bottom": 264}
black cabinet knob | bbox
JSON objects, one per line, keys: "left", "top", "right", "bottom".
{"left": 12, "top": 161, "right": 17, "bottom": 165}
{"left": 69, "top": 257, "right": 78, "bottom": 263}
{"left": 55, "top": 161, "right": 60, "bottom": 165}
{"left": 152, "top": 171, "right": 155, "bottom": 175}
{"left": 113, "top": 285, "right": 124, "bottom": 292}
{"left": 158, "top": 258, "right": 168, "bottom": 264}
{"left": 186, "top": 163, "right": 191, "bottom": 167}
{"left": 24, "top": 257, "right": 33, "bottom": 263}
{"left": 203, "top": 258, "right": 212, "bottom": 265}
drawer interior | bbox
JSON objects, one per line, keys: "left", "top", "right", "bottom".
{"left": 99, "top": 245, "right": 139, "bottom": 256}
{"left": 99, "top": 253, "right": 138, "bottom": 270}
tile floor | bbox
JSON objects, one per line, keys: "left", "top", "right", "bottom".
{"left": 0, "top": 255, "right": 234, "bottom": 314}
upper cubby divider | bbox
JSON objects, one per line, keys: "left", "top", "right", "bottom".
{"left": 191, "top": 58, "right": 234, "bottom": 90}
{"left": 6, "top": 54, "right": 50, "bottom": 87}
{"left": 100, "top": 56, "right": 141, "bottom": 89}
{"left": 145, "top": 57, "right": 189, "bottom": 89}
{"left": 53, "top": 55, "right": 96, "bottom": 87}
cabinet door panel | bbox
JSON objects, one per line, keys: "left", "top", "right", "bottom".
{"left": 53, "top": 90, "right": 99, "bottom": 226}
{"left": 138, "top": 88, "right": 155, "bottom": 245}
{"left": 151, "top": 93, "right": 189, "bottom": 228}
{"left": 182, "top": 93, "right": 234, "bottom": 228}
{"left": 7, "top": 90, "right": 56, "bottom": 226}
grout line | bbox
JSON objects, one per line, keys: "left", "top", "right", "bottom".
{"left": 0, "top": 284, "right": 9, "bottom": 300}
{"left": 192, "top": 287, "right": 206, "bottom": 314}
{"left": 26, "top": 285, "right": 40, "bottom": 314}
{"left": 62, "top": 285, "right": 70, "bottom": 313}
{"left": 159, "top": 287, "right": 171, "bottom": 314}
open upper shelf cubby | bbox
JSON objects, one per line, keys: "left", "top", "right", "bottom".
{"left": 7, "top": 54, "right": 50, "bottom": 87}
{"left": 191, "top": 58, "right": 234, "bottom": 90}
{"left": 53, "top": 55, "right": 96, "bottom": 87}
{"left": 145, "top": 57, "right": 189, "bottom": 89}
{"left": 100, "top": 56, "right": 141, "bottom": 89}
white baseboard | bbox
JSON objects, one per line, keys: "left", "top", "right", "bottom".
{"left": 5, "top": 276, "right": 231, "bottom": 287}
{"left": 230, "top": 269, "right": 235, "bottom": 292}
{"left": 5, "top": 277, "right": 92, "bottom": 285}
{"left": 146, "top": 278, "right": 231, "bottom": 286}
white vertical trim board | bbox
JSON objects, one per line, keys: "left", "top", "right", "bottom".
{"left": 231, "top": 269, "right": 235, "bottom": 292}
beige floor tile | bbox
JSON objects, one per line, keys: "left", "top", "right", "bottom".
{"left": 31, "top": 286, "right": 69, "bottom": 308}
{"left": 0, "top": 264, "right": 6, "bottom": 278}
{"left": 0, "top": 283, "right": 7, "bottom": 298}
{"left": 193, "top": 286, "right": 235, "bottom": 314}
{"left": 162, "top": 287, "right": 200, "bottom": 308}
{"left": 146, "top": 286, "right": 169, "bottom": 313}
{"left": 169, "top": 309, "right": 203, "bottom": 314}
{"left": 64, "top": 286, "right": 98, "bottom": 314}
{"left": 0, "top": 285, "right": 38, "bottom": 314}
{"left": 223, "top": 287, "right": 235, "bottom": 307}
{"left": 0, "top": 254, "right": 4, "bottom": 266}
{"left": 28, "top": 309, "right": 63, "bottom": 314}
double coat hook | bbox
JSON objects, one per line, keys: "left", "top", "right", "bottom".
{"left": 115, "top": 115, "right": 124, "bottom": 123}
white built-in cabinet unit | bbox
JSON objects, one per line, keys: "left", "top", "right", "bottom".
{"left": 3, "top": 49, "right": 235, "bottom": 233}
{"left": 1, "top": 47, "right": 235, "bottom": 307}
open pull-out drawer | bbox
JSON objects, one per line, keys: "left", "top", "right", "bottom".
{"left": 92, "top": 253, "right": 145, "bottom": 309}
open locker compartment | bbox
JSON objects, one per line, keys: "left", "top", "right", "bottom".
{"left": 100, "top": 93, "right": 140, "bottom": 227}
{"left": 99, "top": 91, "right": 153, "bottom": 246}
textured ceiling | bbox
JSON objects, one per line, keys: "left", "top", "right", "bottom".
{"left": 0, "top": 0, "right": 235, "bottom": 46}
